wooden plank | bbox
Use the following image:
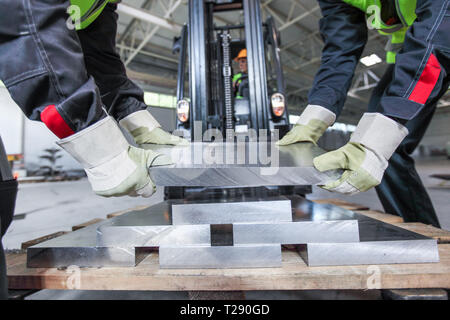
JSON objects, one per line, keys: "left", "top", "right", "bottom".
{"left": 106, "top": 205, "right": 150, "bottom": 219}
{"left": 311, "top": 199, "right": 370, "bottom": 211}
{"left": 6, "top": 244, "right": 450, "bottom": 291}
{"left": 393, "top": 223, "right": 450, "bottom": 244}
{"left": 72, "top": 218, "right": 104, "bottom": 231}
{"left": 354, "top": 210, "right": 404, "bottom": 224}
{"left": 21, "top": 231, "right": 69, "bottom": 250}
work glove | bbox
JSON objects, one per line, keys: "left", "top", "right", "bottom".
{"left": 57, "top": 116, "right": 172, "bottom": 198}
{"left": 277, "top": 105, "right": 336, "bottom": 146}
{"left": 120, "top": 110, "right": 189, "bottom": 146}
{"left": 313, "top": 113, "right": 409, "bottom": 195}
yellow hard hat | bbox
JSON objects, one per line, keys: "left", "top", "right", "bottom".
{"left": 234, "top": 49, "right": 247, "bottom": 62}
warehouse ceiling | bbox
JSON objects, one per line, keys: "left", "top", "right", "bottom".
{"left": 115, "top": 0, "right": 450, "bottom": 125}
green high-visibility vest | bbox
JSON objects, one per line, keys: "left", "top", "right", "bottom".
{"left": 69, "top": 0, "right": 120, "bottom": 30}
{"left": 233, "top": 72, "right": 245, "bottom": 99}
{"left": 343, "top": 0, "right": 417, "bottom": 63}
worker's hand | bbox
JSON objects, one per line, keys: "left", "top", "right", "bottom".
{"left": 120, "top": 110, "right": 189, "bottom": 146}
{"left": 131, "top": 127, "right": 189, "bottom": 146}
{"left": 92, "top": 146, "right": 172, "bottom": 198}
{"left": 313, "top": 113, "right": 408, "bottom": 195}
{"left": 277, "top": 105, "right": 336, "bottom": 146}
{"left": 57, "top": 116, "right": 173, "bottom": 198}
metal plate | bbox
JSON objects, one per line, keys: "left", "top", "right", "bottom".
{"left": 303, "top": 240, "right": 439, "bottom": 266}
{"left": 171, "top": 198, "right": 292, "bottom": 225}
{"left": 97, "top": 196, "right": 360, "bottom": 247}
{"left": 159, "top": 244, "right": 282, "bottom": 269}
{"left": 26, "top": 197, "right": 439, "bottom": 268}
{"left": 299, "top": 209, "right": 440, "bottom": 266}
{"left": 145, "top": 142, "right": 342, "bottom": 187}
{"left": 233, "top": 220, "right": 360, "bottom": 244}
{"left": 27, "top": 222, "right": 138, "bottom": 268}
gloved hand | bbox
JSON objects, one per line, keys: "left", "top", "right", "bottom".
{"left": 120, "top": 110, "right": 189, "bottom": 146}
{"left": 277, "top": 105, "right": 336, "bottom": 146}
{"left": 57, "top": 116, "right": 172, "bottom": 198}
{"left": 313, "top": 113, "right": 408, "bottom": 195}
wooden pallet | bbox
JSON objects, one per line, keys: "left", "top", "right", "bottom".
{"left": 6, "top": 199, "right": 450, "bottom": 291}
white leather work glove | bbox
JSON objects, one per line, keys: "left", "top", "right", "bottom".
{"left": 120, "top": 110, "right": 189, "bottom": 146}
{"left": 277, "top": 105, "right": 336, "bottom": 146}
{"left": 313, "top": 113, "right": 409, "bottom": 195}
{"left": 57, "top": 116, "right": 172, "bottom": 198}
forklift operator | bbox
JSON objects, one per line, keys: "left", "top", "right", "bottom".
{"left": 233, "top": 49, "right": 249, "bottom": 99}
{"left": 278, "top": 0, "right": 449, "bottom": 227}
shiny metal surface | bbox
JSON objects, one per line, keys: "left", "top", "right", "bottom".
{"left": 233, "top": 220, "right": 359, "bottom": 244}
{"left": 145, "top": 142, "right": 342, "bottom": 186}
{"left": 97, "top": 225, "right": 211, "bottom": 247}
{"left": 300, "top": 210, "right": 440, "bottom": 266}
{"left": 171, "top": 198, "right": 292, "bottom": 225}
{"left": 97, "top": 196, "right": 360, "bottom": 247}
{"left": 159, "top": 244, "right": 282, "bottom": 269}
{"left": 26, "top": 197, "right": 439, "bottom": 268}
{"left": 27, "top": 222, "right": 138, "bottom": 268}
{"left": 303, "top": 240, "right": 439, "bottom": 266}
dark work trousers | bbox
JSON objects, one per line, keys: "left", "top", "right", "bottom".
{"left": 0, "top": 180, "right": 16, "bottom": 300}
{"left": 368, "top": 64, "right": 446, "bottom": 227}
{"left": 0, "top": 136, "right": 17, "bottom": 300}
{"left": 0, "top": 0, "right": 106, "bottom": 134}
{"left": 77, "top": 3, "right": 147, "bottom": 121}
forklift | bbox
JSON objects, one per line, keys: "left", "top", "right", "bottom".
{"left": 165, "top": 0, "right": 311, "bottom": 200}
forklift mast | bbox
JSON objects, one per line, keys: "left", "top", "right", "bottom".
{"left": 174, "top": 0, "right": 290, "bottom": 141}
{"left": 166, "top": 0, "right": 311, "bottom": 201}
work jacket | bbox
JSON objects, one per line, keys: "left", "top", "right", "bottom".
{"left": 344, "top": 0, "right": 417, "bottom": 64}
{"left": 233, "top": 72, "right": 248, "bottom": 99}
{"left": 69, "top": 0, "right": 121, "bottom": 30}
{"left": 308, "top": 0, "right": 449, "bottom": 122}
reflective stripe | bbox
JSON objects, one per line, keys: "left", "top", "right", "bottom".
{"left": 409, "top": 54, "right": 442, "bottom": 105}
{"left": 40, "top": 105, "right": 75, "bottom": 139}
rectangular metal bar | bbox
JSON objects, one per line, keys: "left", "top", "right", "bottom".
{"left": 171, "top": 198, "right": 292, "bottom": 225}
{"left": 96, "top": 225, "right": 211, "bottom": 247}
{"left": 27, "top": 246, "right": 138, "bottom": 268}
{"left": 159, "top": 244, "right": 281, "bottom": 269}
{"left": 303, "top": 240, "right": 439, "bottom": 267}
{"left": 26, "top": 222, "right": 139, "bottom": 268}
{"left": 233, "top": 220, "right": 360, "bottom": 244}
{"left": 147, "top": 142, "right": 342, "bottom": 187}
{"left": 299, "top": 212, "right": 440, "bottom": 266}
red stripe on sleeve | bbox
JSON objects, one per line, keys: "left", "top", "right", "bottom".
{"left": 408, "top": 54, "right": 442, "bottom": 105}
{"left": 40, "top": 105, "right": 75, "bottom": 139}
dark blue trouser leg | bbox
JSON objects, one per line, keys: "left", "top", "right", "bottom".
{"left": 0, "top": 137, "right": 17, "bottom": 300}
{"left": 0, "top": 0, "right": 105, "bottom": 133}
{"left": 368, "top": 65, "right": 441, "bottom": 227}
{"left": 77, "top": 4, "right": 147, "bottom": 121}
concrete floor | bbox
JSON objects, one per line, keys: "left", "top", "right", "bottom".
{"left": 3, "top": 156, "right": 450, "bottom": 299}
